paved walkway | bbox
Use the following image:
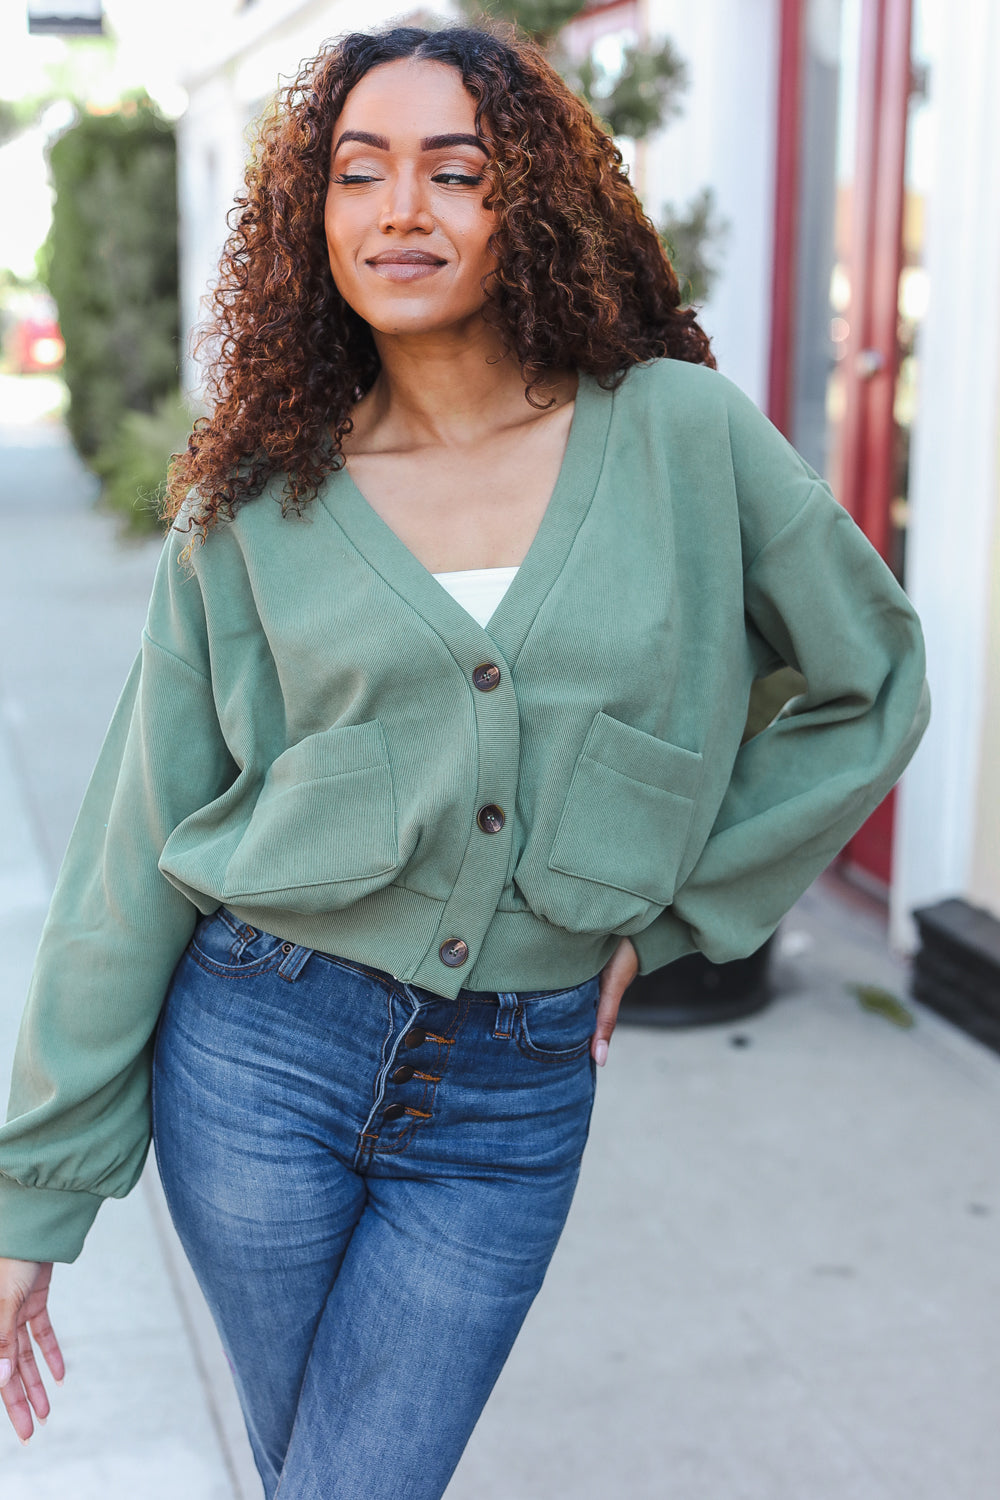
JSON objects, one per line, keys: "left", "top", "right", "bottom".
{"left": 1, "top": 386, "right": 998, "bottom": 1499}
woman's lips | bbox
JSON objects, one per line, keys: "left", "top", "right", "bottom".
{"left": 365, "top": 251, "right": 447, "bottom": 283}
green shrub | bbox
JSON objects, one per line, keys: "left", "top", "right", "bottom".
{"left": 91, "top": 388, "right": 193, "bottom": 536}
{"left": 44, "top": 97, "right": 179, "bottom": 463}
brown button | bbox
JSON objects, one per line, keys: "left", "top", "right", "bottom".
{"left": 391, "top": 1064, "right": 415, "bottom": 1084}
{"left": 477, "top": 804, "right": 505, "bottom": 834}
{"left": 472, "top": 662, "right": 501, "bottom": 692}
{"left": 403, "top": 1028, "right": 427, "bottom": 1049}
{"left": 382, "top": 1102, "right": 407, "bottom": 1122}
{"left": 439, "top": 938, "right": 469, "bottom": 967}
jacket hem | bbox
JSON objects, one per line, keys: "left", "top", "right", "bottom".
{"left": 224, "top": 887, "right": 690, "bottom": 998}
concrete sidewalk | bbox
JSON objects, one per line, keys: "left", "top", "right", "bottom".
{"left": 1, "top": 392, "right": 998, "bottom": 1499}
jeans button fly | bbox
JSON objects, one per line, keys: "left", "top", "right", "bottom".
{"left": 382, "top": 1102, "right": 407, "bottom": 1122}
{"left": 391, "top": 1064, "right": 415, "bottom": 1083}
{"left": 404, "top": 1028, "right": 427, "bottom": 1049}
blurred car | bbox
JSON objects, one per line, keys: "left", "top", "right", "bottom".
{"left": 3, "top": 291, "right": 65, "bottom": 374}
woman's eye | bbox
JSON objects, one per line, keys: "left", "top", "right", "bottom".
{"left": 330, "top": 169, "right": 484, "bottom": 187}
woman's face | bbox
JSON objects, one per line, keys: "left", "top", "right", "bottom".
{"left": 324, "top": 58, "right": 497, "bottom": 339}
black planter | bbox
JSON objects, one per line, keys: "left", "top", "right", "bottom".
{"left": 911, "top": 897, "right": 1000, "bottom": 1055}
{"left": 617, "top": 934, "right": 776, "bottom": 1027}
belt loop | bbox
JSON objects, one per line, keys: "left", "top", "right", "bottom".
{"left": 278, "top": 943, "right": 313, "bottom": 982}
{"left": 493, "top": 992, "right": 519, "bottom": 1040}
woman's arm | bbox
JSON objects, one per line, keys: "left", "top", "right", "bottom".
{"left": 0, "top": 533, "right": 237, "bottom": 1266}
{"left": 630, "top": 380, "right": 930, "bottom": 974}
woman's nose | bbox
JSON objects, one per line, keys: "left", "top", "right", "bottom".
{"left": 378, "top": 170, "right": 434, "bottom": 234}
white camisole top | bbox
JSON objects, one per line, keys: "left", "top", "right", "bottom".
{"left": 431, "top": 565, "right": 520, "bottom": 629}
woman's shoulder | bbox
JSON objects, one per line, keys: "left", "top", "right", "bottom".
{"left": 615, "top": 356, "right": 755, "bottom": 415}
{"left": 165, "top": 476, "right": 313, "bottom": 568}
{"left": 615, "top": 358, "right": 808, "bottom": 468}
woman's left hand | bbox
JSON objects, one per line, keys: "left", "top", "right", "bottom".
{"left": 592, "top": 936, "right": 638, "bottom": 1067}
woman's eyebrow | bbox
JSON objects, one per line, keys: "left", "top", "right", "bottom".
{"left": 332, "top": 129, "right": 488, "bottom": 156}
{"left": 421, "top": 133, "right": 488, "bottom": 154}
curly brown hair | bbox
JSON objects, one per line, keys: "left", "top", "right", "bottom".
{"left": 163, "top": 22, "right": 716, "bottom": 537}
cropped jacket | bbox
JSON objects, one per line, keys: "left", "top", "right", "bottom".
{"left": 0, "top": 358, "right": 930, "bottom": 1261}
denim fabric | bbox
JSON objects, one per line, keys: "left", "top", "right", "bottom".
{"left": 151, "top": 906, "right": 601, "bottom": 1500}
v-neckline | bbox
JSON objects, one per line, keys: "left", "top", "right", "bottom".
{"left": 317, "top": 371, "right": 613, "bottom": 665}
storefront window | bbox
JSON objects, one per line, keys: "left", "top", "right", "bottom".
{"left": 790, "top": 0, "right": 858, "bottom": 497}
{"left": 790, "top": 0, "right": 939, "bottom": 592}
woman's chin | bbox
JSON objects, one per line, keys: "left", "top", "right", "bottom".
{"left": 362, "top": 303, "right": 493, "bottom": 342}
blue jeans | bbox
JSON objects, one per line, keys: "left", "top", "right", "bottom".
{"left": 151, "top": 906, "right": 601, "bottom": 1500}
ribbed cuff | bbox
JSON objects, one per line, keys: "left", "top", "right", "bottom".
{"left": 0, "top": 1175, "right": 104, "bottom": 1264}
{"left": 629, "top": 908, "right": 699, "bottom": 976}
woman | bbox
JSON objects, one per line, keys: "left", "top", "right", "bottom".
{"left": 0, "top": 21, "right": 929, "bottom": 1496}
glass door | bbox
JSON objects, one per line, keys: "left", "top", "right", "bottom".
{"left": 773, "top": 0, "right": 924, "bottom": 894}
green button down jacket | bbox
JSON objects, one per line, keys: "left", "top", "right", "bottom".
{"left": 0, "top": 358, "right": 930, "bottom": 1262}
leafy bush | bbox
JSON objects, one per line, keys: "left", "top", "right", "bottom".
{"left": 44, "top": 96, "right": 179, "bottom": 463}
{"left": 90, "top": 388, "right": 193, "bottom": 536}
{"left": 458, "top": 0, "right": 726, "bottom": 305}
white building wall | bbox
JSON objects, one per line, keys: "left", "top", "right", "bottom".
{"left": 890, "top": 0, "right": 1000, "bottom": 947}
{"left": 643, "top": 0, "right": 780, "bottom": 404}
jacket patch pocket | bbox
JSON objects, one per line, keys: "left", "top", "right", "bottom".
{"left": 222, "top": 720, "right": 399, "bottom": 912}
{"left": 545, "top": 712, "right": 703, "bottom": 931}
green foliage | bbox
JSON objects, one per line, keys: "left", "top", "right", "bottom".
{"left": 849, "top": 984, "right": 916, "bottom": 1029}
{"left": 0, "top": 98, "right": 42, "bottom": 147}
{"left": 38, "top": 36, "right": 118, "bottom": 109}
{"left": 457, "top": 0, "right": 586, "bottom": 46}
{"left": 90, "top": 388, "right": 193, "bottom": 535}
{"left": 660, "top": 186, "right": 730, "bottom": 308}
{"left": 1, "top": 38, "right": 118, "bottom": 151}
{"left": 573, "top": 40, "right": 688, "bottom": 140}
{"left": 44, "top": 97, "right": 179, "bottom": 462}
{"left": 459, "top": 0, "right": 725, "bottom": 304}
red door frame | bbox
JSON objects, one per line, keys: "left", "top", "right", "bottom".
{"left": 767, "top": 0, "right": 806, "bottom": 435}
{"left": 768, "top": 0, "right": 913, "bottom": 890}
{"left": 841, "top": 0, "right": 913, "bottom": 562}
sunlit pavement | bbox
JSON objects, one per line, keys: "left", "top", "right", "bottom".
{"left": 1, "top": 405, "right": 999, "bottom": 1500}
{"left": 0, "top": 371, "right": 68, "bottom": 430}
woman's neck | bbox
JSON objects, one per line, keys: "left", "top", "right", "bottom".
{"left": 349, "top": 320, "right": 574, "bottom": 453}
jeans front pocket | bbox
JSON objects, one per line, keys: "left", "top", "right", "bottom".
{"left": 515, "top": 975, "right": 600, "bottom": 1064}
{"left": 187, "top": 906, "right": 288, "bottom": 977}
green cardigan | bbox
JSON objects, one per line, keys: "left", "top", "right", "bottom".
{"left": 0, "top": 358, "right": 930, "bottom": 1262}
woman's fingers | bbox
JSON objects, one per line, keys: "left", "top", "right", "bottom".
{"left": 0, "top": 1295, "right": 20, "bottom": 1393}
{"left": 27, "top": 1305, "right": 65, "bottom": 1386}
{"left": 0, "top": 1308, "right": 33, "bottom": 1443}
{"left": 592, "top": 935, "right": 639, "bottom": 1065}
{"left": 0, "top": 1363, "right": 36, "bottom": 1444}
{"left": 16, "top": 1321, "right": 50, "bottom": 1423}
{"left": 0, "top": 1260, "right": 59, "bottom": 1441}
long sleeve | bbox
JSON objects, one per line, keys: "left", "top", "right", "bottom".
{"left": 630, "top": 382, "right": 930, "bottom": 975}
{"left": 0, "top": 536, "right": 237, "bottom": 1263}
